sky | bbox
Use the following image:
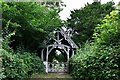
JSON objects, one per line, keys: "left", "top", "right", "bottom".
{"left": 59, "top": 0, "right": 120, "bottom": 20}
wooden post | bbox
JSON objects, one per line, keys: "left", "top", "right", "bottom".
{"left": 41, "top": 49, "right": 44, "bottom": 61}
{"left": 43, "top": 61, "right": 48, "bottom": 73}
{"left": 57, "top": 31, "right": 59, "bottom": 40}
{"left": 72, "top": 49, "right": 74, "bottom": 57}
{"left": 46, "top": 47, "right": 49, "bottom": 62}
{"left": 67, "top": 48, "right": 69, "bottom": 62}
{"left": 46, "top": 47, "right": 49, "bottom": 73}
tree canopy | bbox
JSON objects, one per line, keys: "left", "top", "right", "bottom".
{"left": 2, "top": 2, "right": 63, "bottom": 51}
{"left": 67, "top": 1, "right": 114, "bottom": 46}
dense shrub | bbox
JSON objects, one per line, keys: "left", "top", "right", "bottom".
{"left": 2, "top": 36, "right": 44, "bottom": 79}
{"left": 30, "top": 54, "right": 45, "bottom": 74}
{"left": 1, "top": 19, "right": 45, "bottom": 79}
{"left": 2, "top": 50, "right": 44, "bottom": 80}
{"left": 16, "top": 50, "right": 45, "bottom": 74}
{"left": 93, "top": 10, "right": 120, "bottom": 45}
{"left": 69, "top": 42, "right": 120, "bottom": 80}
{"left": 0, "top": 49, "right": 6, "bottom": 80}
{"left": 69, "top": 9, "right": 120, "bottom": 80}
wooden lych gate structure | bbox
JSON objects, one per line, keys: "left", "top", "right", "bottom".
{"left": 41, "top": 28, "right": 78, "bottom": 73}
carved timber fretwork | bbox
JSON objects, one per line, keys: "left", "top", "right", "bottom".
{"left": 53, "top": 38, "right": 63, "bottom": 44}
{"left": 41, "top": 28, "right": 78, "bottom": 73}
{"left": 60, "top": 29, "right": 78, "bottom": 48}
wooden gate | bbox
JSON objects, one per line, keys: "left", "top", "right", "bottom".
{"left": 48, "top": 62, "right": 68, "bottom": 73}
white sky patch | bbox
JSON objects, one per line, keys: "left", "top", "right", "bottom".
{"left": 59, "top": 0, "right": 120, "bottom": 20}
{"left": 56, "top": 50, "right": 61, "bottom": 55}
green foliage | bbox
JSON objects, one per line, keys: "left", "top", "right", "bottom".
{"left": 70, "top": 43, "right": 120, "bottom": 80}
{"left": 0, "top": 49, "right": 6, "bottom": 80}
{"left": 67, "top": 1, "right": 114, "bottom": 45}
{"left": 56, "top": 53, "right": 65, "bottom": 62}
{"left": 2, "top": 20, "right": 15, "bottom": 52}
{"left": 2, "top": 2, "right": 62, "bottom": 50}
{"left": 49, "top": 50, "right": 66, "bottom": 62}
{"left": 1, "top": 27, "right": 44, "bottom": 79}
{"left": 69, "top": 8, "right": 120, "bottom": 80}
{"left": 93, "top": 10, "right": 120, "bottom": 45}
{"left": 2, "top": 49, "right": 44, "bottom": 79}
{"left": 1, "top": 3, "right": 49, "bottom": 79}
{"left": 15, "top": 47, "right": 45, "bottom": 74}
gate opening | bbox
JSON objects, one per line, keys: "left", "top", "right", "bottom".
{"left": 48, "top": 49, "right": 68, "bottom": 73}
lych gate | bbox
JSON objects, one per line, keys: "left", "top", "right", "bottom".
{"left": 41, "top": 28, "right": 78, "bottom": 73}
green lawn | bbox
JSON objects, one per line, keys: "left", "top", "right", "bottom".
{"left": 30, "top": 73, "right": 73, "bottom": 79}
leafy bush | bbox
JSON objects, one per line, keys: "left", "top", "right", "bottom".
{"left": 0, "top": 49, "right": 6, "bottom": 80}
{"left": 2, "top": 50, "right": 44, "bottom": 80}
{"left": 1, "top": 16, "right": 45, "bottom": 79}
{"left": 30, "top": 55, "right": 45, "bottom": 73}
{"left": 16, "top": 51, "right": 45, "bottom": 74}
{"left": 93, "top": 10, "right": 120, "bottom": 45}
{"left": 69, "top": 9, "right": 120, "bottom": 80}
{"left": 2, "top": 39, "right": 44, "bottom": 79}
{"left": 70, "top": 42, "right": 120, "bottom": 80}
